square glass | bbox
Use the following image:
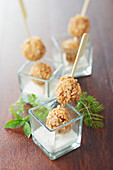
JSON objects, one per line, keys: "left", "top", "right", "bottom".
{"left": 51, "top": 32, "right": 93, "bottom": 77}
{"left": 18, "top": 58, "right": 63, "bottom": 102}
{"left": 29, "top": 98, "right": 83, "bottom": 160}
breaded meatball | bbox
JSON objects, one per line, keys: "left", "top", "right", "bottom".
{"left": 68, "top": 15, "right": 90, "bottom": 39}
{"left": 29, "top": 62, "right": 52, "bottom": 85}
{"left": 62, "top": 38, "right": 79, "bottom": 64}
{"left": 22, "top": 37, "right": 46, "bottom": 61}
{"left": 46, "top": 105, "right": 72, "bottom": 134}
{"left": 55, "top": 76, "right": 82, "bottom": 105}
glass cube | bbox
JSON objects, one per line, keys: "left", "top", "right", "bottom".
{"left": 51, "top": 32, "right": 93, "bottom": 77}
{"left": 18, "top": 58, "right": 63, "bottom": 102}
{"left": 29, "top": 98, "right": 83, "bottom": 160}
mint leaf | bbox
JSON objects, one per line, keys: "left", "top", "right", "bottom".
{"left": 9, "top": 105, "right": 15, "bottom": 114}
{"left": 13, "top": 112, "right": 23, "bottom": 120}
{"left": 6, "top": 94, "right": 40, "bottom": 138}
{"left": 34, "top": 106, "right": 49, "bottom": 121}
{"left": 23, "top": 122, "right": 31, "bottom": 138}
{"left": 27, "top": 94, "right": 40, "bottom": 107}
{"left": 22, "top": 115, "right": 30, "bottom": 121}
{"left": 4, "top": 120, "right": 25, "bottom": 128}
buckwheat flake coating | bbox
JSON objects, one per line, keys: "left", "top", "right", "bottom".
{"left": 55, "top": 76, "right": 82, "bottom": 105}
{"left": 29, "top": 62, "right": 52, "bottom": 85}
{"left": 46, "top": 105, "right": 72, "bottom": 134}
{"left": 22, "top": 37, "right": 46, "bottom": 61}
{"left": 68, "top": 15, "right": 90, "bottom": 39}
{"left": 62, "top": 38, "right": 79, "bottom": 64}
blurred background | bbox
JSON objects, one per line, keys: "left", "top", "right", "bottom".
{"left": 0, "top": 0, "right": 113, "bottom": 99}
{"left": 0, "top": 0, "right": 94, "bottom": 64}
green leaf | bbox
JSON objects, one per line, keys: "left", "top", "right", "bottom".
{"left": 91, "top": 105, "right": 104, "bottom": 113}
{"left": 27, "top": 94, "right": 40, "bottom": 107}
{"left": 75, "top": 92, "right": 104, "bottom": 129}
{"left": 21, "top": 102, "right": 26, "bottom": 106}
{"left": 4, "top": 120, "right": 25, "bottom": 128}
{"left": 13, "top": 112, "right": 23, "bottom": 120}
{"left": 92, "top": 117, "right": 103, "bottom": 121}
{"left": 23, "top": 122, "right": 31, "bottom": 138}
{"left": 86, "top": 96, "right": 96, "bottom": 103}
{"left": 5, "top": 94, "right": 42, "bottom": 138}
{"left": 95, "top": 121, "right": 104, "bottom": 128}
{"left": 9, "top": 105, "right": 15, "bottom": 113}
{"left": 81, "top": 92, "right": 87, "bottom": 98}
{"left": 22, "top": 115, "right": 30, "bottom": 121}
{"left": 34, "top": 106, "right": 49, "bottom": 121}
{"left": 93, "top": 114, "right": 104, "bottom": 118}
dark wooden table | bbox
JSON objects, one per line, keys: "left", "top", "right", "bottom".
{"left": 0, "top": 0, "right": 113, "bottom": 169}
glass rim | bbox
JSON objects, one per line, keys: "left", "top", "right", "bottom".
{"left": 17, "top": 58, "right": 63, "bottom": 82}
{"left": 29, "top": 98, "right": 83, "bottom": 132}
{"left": 51, "top": 32, "right": 93, "bottom": 52}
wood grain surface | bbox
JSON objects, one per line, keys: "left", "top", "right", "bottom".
{"left": 0, "top": 0, "right": 113, "bottom": 170}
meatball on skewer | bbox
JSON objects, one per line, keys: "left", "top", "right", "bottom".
{"left": 68, "top": 0, "right": 90, "bottom": 39}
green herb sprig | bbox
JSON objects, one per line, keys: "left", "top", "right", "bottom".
{"left": 75, "top": 92, "right": 104, "bottom": 128}
{"left": 4, "top": 113, "right": 31, "bottom": 138}
{"left": 4, "top": 94, "right": 40, "bottom": 138}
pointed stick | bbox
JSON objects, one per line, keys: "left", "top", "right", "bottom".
{"left": 19, "top": 0, "right": 31, "bottom": 38}
{"left": 81, "top": 0, "right": 90, "bottom": 17}
{"left": 71, "top": 33, "right": 89, "bottom": 77}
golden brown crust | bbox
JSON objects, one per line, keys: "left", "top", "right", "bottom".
{"left": 29, "top": 62, "right": 52, "bottom": 85}
{"left": 55, "top": 76, "right": 82, "bottom": 105}
{"left": 62, "top": 38, "right": 79, "bottom": 64}
{"left": 62, "top": 38, "right": 79, "bottom": 51}
{"left": 68, "top": 15, "right": 90, "bottom": 39}
{"left": 22, "top": 37, "right": 46, "bottom": 61}
{"left": 46, "top": 105, "right": 72, "bottom": 134}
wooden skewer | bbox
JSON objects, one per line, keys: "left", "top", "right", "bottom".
{"left": 19, "top": 0, "right": 31, "bottom": 38}
{"left": 71, "top": 33, "right": 89, "bottom": 77}
{"left": 81, "top": 0, "right": 90, "bottom": 17}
